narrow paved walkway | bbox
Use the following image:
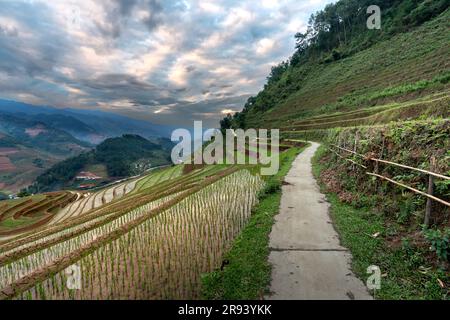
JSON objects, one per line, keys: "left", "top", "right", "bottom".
{"left": 266, "top": 142, "right": 372, "bottom": 300}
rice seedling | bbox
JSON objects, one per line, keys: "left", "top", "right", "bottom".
{"left": 2, "top": 168, "right": 264, "bottom": 300}
{"left": 0, "top": 194, "right": 180, "bottom": 288}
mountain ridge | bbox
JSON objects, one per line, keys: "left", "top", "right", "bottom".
{"left": 0, "top": 99, "right": 174, "bottom": 143}
{"left": 0, "top": 99, "right": 176, "bottom": 194}
{"left": 26, "top": 134, "right": 174, "bottom": 193}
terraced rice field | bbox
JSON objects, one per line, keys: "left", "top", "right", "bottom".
{"left": 48, "top": 168, "right": 180, "bottom": 226}
{"left": 0, "top": 192, "right": 77, "bottom": 238}
{"left": 279, "top": 91, "right": 450, "bottom": 132}
{"left": 0, "top": 163, "right": 266, "bottom": 299}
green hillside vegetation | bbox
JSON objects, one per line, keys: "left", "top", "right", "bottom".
{"left": 0, "top": 113, "right": 90, "bottom": 156}
{"left": 26, "top": 135, "right": 173, "bottom": 193}
{"left": 218, "top": 0, "right": 449, "bottom": 299}
{"left": 1, "top": 0, "right": 448, "bottom": 302}
{"left": 221, "top": 3, "right": 449, "bottom": 130}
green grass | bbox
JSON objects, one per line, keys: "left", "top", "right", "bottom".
{"left": 312, "top": 145, "right": 449, "bottom": 300}
{"left": 295, "top": 72, "right": 450, "bottom": 122}
{"left": 242, "top": 9, "right": 450, "bottom": 129}
{"left": 0, "top": 194, "right": 60, "bottom": 234}
{"left": 0, "top": 217, "right": 31, "bottom": 229}
{"left": 282, "top": 89, "right": 449, "bottom": 131}
{"left": 201, "top": 145, "right": 307, "bottom": 299}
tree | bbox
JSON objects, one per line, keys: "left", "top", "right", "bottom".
{"left": 295, "top": 32, "right": 309, "bottom": 53}
{"left": 267, "top": 61, "right": 289, "bottom": 84}
{"left": 218, "top": 0, "right": 449, "bottom": 130}
{"left": 220, "top": 114, "right": 233, "bottom": 132}
{"left": 18, "top": 189, "right": 31, "bottom": 198}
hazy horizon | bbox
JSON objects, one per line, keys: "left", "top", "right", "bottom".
{"left": 0, "top": 0, "right": 333, "bottom": 128}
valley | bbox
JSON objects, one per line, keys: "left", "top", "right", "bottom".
{"left": 0, "top": 101, "right": 174, "bottom": 194}
{"left": 0, "top": 0, "right": 448, "bottom": 302}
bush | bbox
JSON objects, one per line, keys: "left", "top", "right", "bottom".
{"left": 331, "top": 49, "right": 342, "bottom": 61}
{"left": 17, "top": 190, "right": 31, "bottom": 198}
{"left": 258, "top": 179, "right": 281, "bottom": 198}
{"left": 423, "top": 228, "right": 450, "bottom": 261}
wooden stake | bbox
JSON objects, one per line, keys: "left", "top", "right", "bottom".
{"left": 352, "top": 133, "right": 359, "bottom": 171}
{"left": 424, "top": 156, "right": 436, "bottom": 227}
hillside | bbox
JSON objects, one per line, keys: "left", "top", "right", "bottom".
{"left": 0, "top": 0, "right": 448, "bottom": 302}
{"left": 0, "top": 114, "right": 90, "bottom": 194}
{"left": 222, "top": 4, "right": 449, "bottom": 130}
{"left": 27, "top": 135, "right": 174, "bottom": 193}
{"left": 0, "top": 100, "right": 175, "bottom": 194}
{"left": 0, "top": 113, "right": 90, "bottom": 155}
{"left": 215, "top": 1, "right": 450, "bottom": 299}
{"left": 0, "top": 132, "right": 308, "bottom": 299}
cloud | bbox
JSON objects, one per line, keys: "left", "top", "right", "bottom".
{"left": 256, "top": 38, "right": 276, "bottom": 55}
{"left": 116, "top": 0, "right": 138, "bottom": 16}
{"left": 0, "top": 0, "right": 334, "bottom": 127}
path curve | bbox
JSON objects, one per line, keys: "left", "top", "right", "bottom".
{"left": 266, "top": 142, "right": 372, "bottom": 300}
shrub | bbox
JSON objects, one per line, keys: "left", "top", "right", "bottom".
{"left": 258, "top": 179, "right": 281, "bottom": 197}
{"left": 17, "top": 190, "right": 31, "bottom": 198}
{"left": 423, "top": 228, "right": 450, "bottom": 261}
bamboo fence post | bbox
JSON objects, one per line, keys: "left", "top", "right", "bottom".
{"left": 375, "top": 135, "right": 385, "bottom": 191}
{"left": 424, "top": 156, "right": 436, "bottom": 227}
{"left": 352, "top": 133, "right": 358, "bottom": 171}
{"left": 376, "top": 136, "right": 385, "bottom": 175}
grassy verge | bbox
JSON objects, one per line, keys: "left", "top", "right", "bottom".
{"left": 201, "top": 145, "right": 308, "bottom": 299}
{"left": 312, "top": 145, "right": 449, "bottom": 300}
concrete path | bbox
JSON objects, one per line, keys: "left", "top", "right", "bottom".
{"left": 266, "top": 142, "right": 372, "bottom": 300}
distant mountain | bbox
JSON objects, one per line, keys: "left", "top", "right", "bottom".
{"left": 0, "top": 133, "right": 18, "bottom": 148}
{"left": 0, "top": 99, "right": 174, "bottom": 144}
{"left": 0, "top": 133, "right": 69, "bottom": 194}
{"left": 0, "top": 113, "right": 90, "bottom": 156}
{"left": 0, "top": 112, "right": 91, "bottom": 194}
{"left": 24, "top": 113, "right": 105, "bottom": 145}
{"left": 0, "top": 99, "right": 176, "bottom": 194}
{"left": 28, "top": 134, "right": 174, "bottom": 193}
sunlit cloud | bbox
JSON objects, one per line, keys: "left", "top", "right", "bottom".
{"left": 256, "top": 38, "right": 276, "bottom": 55}
{"left": 0, "top": 0, "right": 334, "bottom": 127}
{"left": 221, "top": 109, "right": 237, "bottom": 115}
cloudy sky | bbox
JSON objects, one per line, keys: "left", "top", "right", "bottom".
{"left": 0, "top": 0, "right": 333, "bottom": 127}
